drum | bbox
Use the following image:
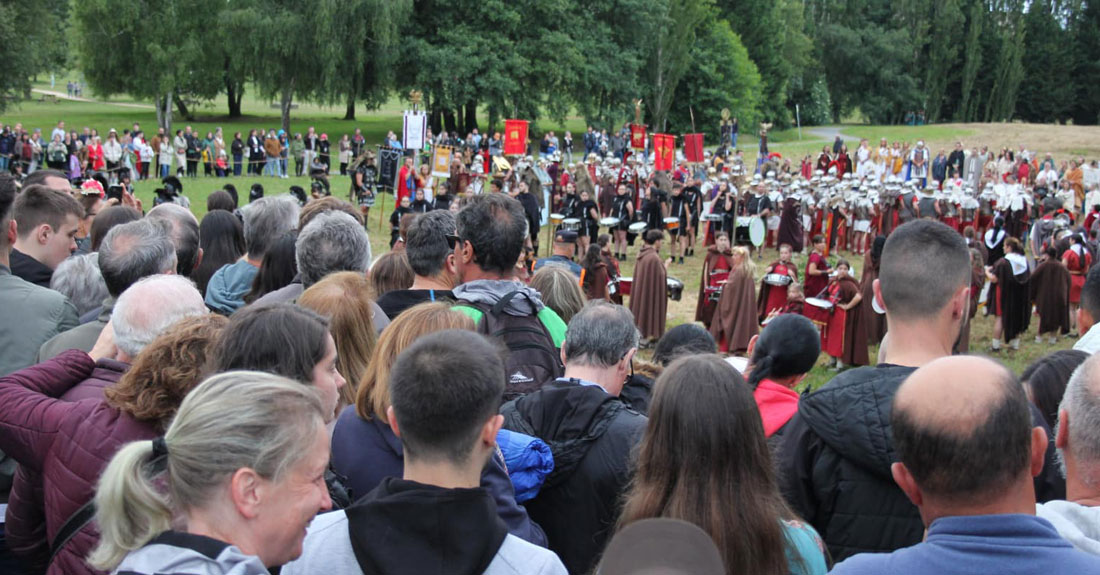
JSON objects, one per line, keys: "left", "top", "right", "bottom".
{"left": 666, "top": 277, "right": 684, "bottom": 301}
{"left": 628, "top": 221, "right": 648, "bottom": 234}
{"left": 663, "top": 217, "right": 681, "bottom": 231}
{"left": 619, "top": 276, "right": 633, "bottom": 296}
{"left": 562, "top": 218, "right": 581, "bottom": 231}
{"left": 763, "top": 273, "right": 792, "bottom": 286}
{"left": 748, "top": 216, "right": 766, "bottom": 246}
{"left": 550, "top": 213, "right": 565, "bottom": 225}
{"left": 600, "top": 217, "right": 621, "bottom": 228}
{"left": 803, "top": 297, "right": 834, "bottom": 327}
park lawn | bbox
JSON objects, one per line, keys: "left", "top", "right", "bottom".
{"left": 131, "top": 171, "right": 1073, "bottom": 391}
{"left": 6, "top": 96, "right": 1087, "bottom": 387}
{"left": 5, "top": 90, "right": 587, "bottom": 149}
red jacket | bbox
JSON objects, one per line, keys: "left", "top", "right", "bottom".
{"left": 0, "top": 350, "right": 149, "bottom": 575}
{"left": 753, "top": 379, "right": 800, "bottom": 437}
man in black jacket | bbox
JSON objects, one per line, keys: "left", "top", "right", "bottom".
{"left": 779, "top": 220, "right": 1065, "bottom": 561}
{"left": 501, "top": 302, "right": 646, "bottom": 575}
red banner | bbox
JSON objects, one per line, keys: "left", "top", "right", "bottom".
{"left": 504, "top": 119, "right": 528, "bottom": 156}
{"left": 683, "top": 133, "right": 704, "bottom": 163}
{"left": 630, "top": 124, "right": 647, "bottom": 150}
{"left": 653, "top": 133, "right": 675, "bottom": 171}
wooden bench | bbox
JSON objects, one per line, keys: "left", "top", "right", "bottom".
{"left": 269, "top": 103, "right": 300, "bottom": 110}
{"left": 39, "top": 94, "right": 59, "bottom": 104}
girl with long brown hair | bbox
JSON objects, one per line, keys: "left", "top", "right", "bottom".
{"left": 616, "top": 355, "right": 828, "bottom": 575}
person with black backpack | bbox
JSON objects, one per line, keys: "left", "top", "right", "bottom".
{"left": 452, "top": 193, "right": 566, "bottom": 399}
{"left": 501, "top": 301, "right": 647, "bottom": 575}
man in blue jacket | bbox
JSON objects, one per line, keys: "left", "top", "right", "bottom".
{"left": 830, "top": 355, "right": 1100, "bottom": 574}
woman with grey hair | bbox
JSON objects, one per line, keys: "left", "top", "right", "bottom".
{"left": 529, "top": 265, "right": 586, "bottom": 324}
{"left": 50, "top": 254, "right": 108, "bottom": 317}
{"left": 89, "top": 372, "right": 332, "bottom": 574}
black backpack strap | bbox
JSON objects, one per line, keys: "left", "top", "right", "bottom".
{"left": 491, "top": 290, "right": 540, "bottom": 316}
{"left": 49, "top": 500, "right": 96, "bottom": 564}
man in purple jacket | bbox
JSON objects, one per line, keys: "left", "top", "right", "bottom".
{"left": 829, "top": 355, "right": 1100, "bottom": 574}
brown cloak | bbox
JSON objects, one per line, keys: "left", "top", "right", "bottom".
{"left": 583, "top": 261, "right": 611, "bottom": 301}
{"left": 710, "top": 266, "right": 758, "bottom": 354}
{"left": 631, "top": 245, "right": 667, "bottom": 339}
{"left": 695, "top": 247, "right": 734, "bottom": 327}
{"left": 860, "top": 251, "right": 885, "bottom": 345}
{"left": 777, "top": 197, "right": 804, "bottom": 252}
{"left": 840, "top": 276, "right": 869, "bottom": 366}
{"left": 1029, "top": 259, "right": 1071, "bottom": 335}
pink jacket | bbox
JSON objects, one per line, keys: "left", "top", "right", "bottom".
{"left": 0, "top": 350, "right": 151, "bottom": 575}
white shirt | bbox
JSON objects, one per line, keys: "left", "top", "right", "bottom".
{"left": 1075, "top": 323, "right": 1100, "bottom": 355}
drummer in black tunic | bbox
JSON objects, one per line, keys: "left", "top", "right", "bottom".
{"left": 668, "top": 183, "right": 691, "bottom": 264}
{"left": 742, "top": 183, "right": 772, "bottom": 257}
{"left": 611, "top": 184, "right": 634, "bottom": 261}
{"left": 641, "top": 181, "right": 668, "bottom": 236}
{"left": 684, "top": 177, "right": 702, "bottom": 256}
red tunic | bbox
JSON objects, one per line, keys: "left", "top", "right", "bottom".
{"left": 758, "top": 261, "right": 798, "bottom": 321}
{"left": 804, "top": 252, "right": 830, "bottom": 299}
{"left": 1063, "top": 247, "right": 1092, "bottom": 304}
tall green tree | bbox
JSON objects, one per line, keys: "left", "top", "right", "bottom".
{"left": 717, "top": 0, "right": 812, "bottom": 127}
{"left": 645, "top": 0, "right": 712, "bottom": 132}
{"left": 1071, "top": 0, "right": 1100, "bottom": 124}
{"left": 1017, "top": 0, "right": 1076, "bottom": 123}
{"left": 222, "top": 0, "right": 327, "bottom": 134}
{"left": 312, "top": 0, "right": 411, "bottom": 120}
{"left": 0, "top": 0, "right": 68, "bottom": 111}
{"left": 73, "top": 0, "right": 223, "bottom": 131}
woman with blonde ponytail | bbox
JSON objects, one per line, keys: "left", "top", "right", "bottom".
{"left": 90, "top": 372, "right": 332, "bottom": 574}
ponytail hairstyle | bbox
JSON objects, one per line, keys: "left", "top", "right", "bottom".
{"left": 89, "top": 372, "right": 326, "bottom": 570}
{"left": 747, "top": 314, "right": 821, "bottom": 389}
{"left": 993, "top": 216, "right": 1005, "bottom": 235}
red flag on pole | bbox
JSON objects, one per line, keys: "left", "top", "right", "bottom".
{"left": 653, "top": 133, "right": 675, "bottom": 171}
{"left": 629, "top": 124, "right": 647, "bottom": 150}
{"left": 504, "top": 119, "right": 528, "bottom": 156}
{"left": 683, "top": 133, "right": 704, "bottom": 163}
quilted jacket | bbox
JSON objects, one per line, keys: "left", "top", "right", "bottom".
{"left": 0, "top": 350, "right": 150, "bottom": 575}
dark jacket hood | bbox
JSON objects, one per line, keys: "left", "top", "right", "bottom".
{"left": 798, "top": 364, "right": 915, "bottom": 480}
{"left": 346, "top": 477, "right": 508, "bottom": 575}
{"left": 501, "top": 380, "right": 626, "bottom": 488}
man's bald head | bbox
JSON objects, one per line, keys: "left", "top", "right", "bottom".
{"left": 880, "top": 220, "right": 970, "bottom": 321}
{"left": 892, "top": 356, "right": 1032, "bottom": 503}
{"left": 1059, "top": 353, "right": 1100, "bottom": 488}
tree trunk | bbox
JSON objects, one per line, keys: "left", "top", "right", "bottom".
{"left": 226, "top": 82, "right": 243, "bottom": 118}
{"left": 173, "top": 95, "right": 194, "bottom": 121}
{"left": 280, "top": 81, "right": 294, "bottom": 135}
{"left": 344, "top": 97, "right": 356, "bottom": 120}
{"left": 443, "top": 109, "right": 457, "bottom": 134}
{"left": 429, "top": 104, "right": 443, "bottom": 135}
{"left": 465, "top": 101, "right": 479, "bottom": 134}
{"left": 156, "top": 90, "right": 173, "bottom": 134}
{"left": 456, "top": 105, "right": 465, "bottom": 136}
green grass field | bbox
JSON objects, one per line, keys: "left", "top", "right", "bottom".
{"left": 2, "top": 95, "right": 1082, "bottom": 389}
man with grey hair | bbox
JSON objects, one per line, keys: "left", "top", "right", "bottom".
{"left": 205, "top": 195, "right": 299, "bottom": 314}
{"left": 49, "top": 253, "right": 108, "bottom": 318}
{"left": 249, "top": 208, "right": 390, "bottom": 332}
{"left": 146, "top": 203, "right": 202, "bottom": 277}
{"left": 1037, "top": 353, "right": 1100, "bottom": 555}
{"left": 501, "top": 301, "right": 646, "bottom": 575}
{"left": 38, "top": 218, "right": 177, "bottom": 361}
{"left": 375, "top": 210, "right": 458, "bottom": 319}
{"left": 109, "top": 274, "right": 206, "bottom": 366}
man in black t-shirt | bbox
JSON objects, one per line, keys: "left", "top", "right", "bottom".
{"left": 376, "top": 210, "right": 458, "bottom": 319}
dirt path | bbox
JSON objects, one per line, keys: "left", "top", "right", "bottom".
{"left": 31, "top": 89, "right": 154, "bottom": 110}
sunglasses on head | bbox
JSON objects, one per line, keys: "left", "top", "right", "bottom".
{"left": 445, "top": 234, "right": 462, "bottom": 249}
